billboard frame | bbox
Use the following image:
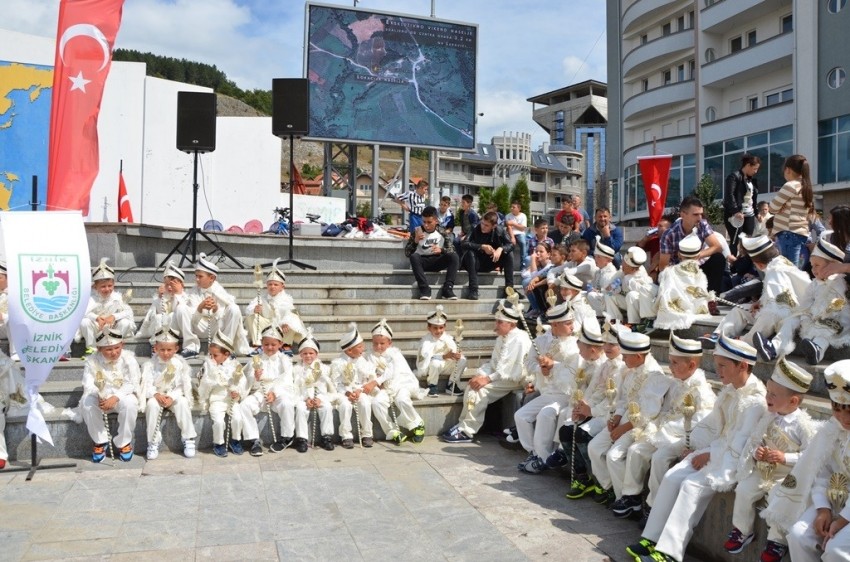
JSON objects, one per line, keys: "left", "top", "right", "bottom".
{"left": 303, "top": 1, "right": 479, "bottom": 152}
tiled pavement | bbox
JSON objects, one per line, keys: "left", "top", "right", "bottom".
{"left": 0, "top": 436, "right": 698, "bottom": 561}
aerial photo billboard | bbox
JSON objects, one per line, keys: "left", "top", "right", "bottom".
{"left": 305, "top": 3, "right": 478, "bottom": 151}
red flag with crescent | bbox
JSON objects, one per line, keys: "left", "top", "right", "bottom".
{"left": 291, "top": 162, "right": 306, "bottom": 195}
{"left": 638, "top": 154, "right": 673, "bottom": 227}
{"left": 117, "top": 170, "right": 133, "bottom": 222}
{"left": 47, "top": 0, "right": 125, "bottom": 216}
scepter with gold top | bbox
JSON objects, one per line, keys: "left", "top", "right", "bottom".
{"left": 627, "top": 401, "right": 644, "bottom": 441}
{"left": 449, "top": 319, "right": 465, "bottom": 391}
{"left": 570, "top": 388, "right": 584, "bottom": 485}
{"left": 309, "top": 360, "right": 321, "bottom": 448}
{"left": 253, "top": 264, "right": 264, "bottom": 348}
{"left": 95, "top": 370, "right": 116, "bottom": 466}
{"left": 605, "top": 377, "right": 618, "bottom": 424}
{"left": 504, "top": 287, "right": 540, "bottom": 356}
{"left": 152, "top": 362, "right": 176, "bottom": 447}
{"left": 253, "top": 354, "right": 277, "bottom": 447}
{"left": 224, "top": 363, "right": 244, "bottom": 447}
{"left": 681, "top": 392, "right": 696, "bottom": 450}
{"left": 344, "top": 362, "right": 363, "bottom": 449}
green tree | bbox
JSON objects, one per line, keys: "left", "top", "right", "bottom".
{"left": 356, "top": 202, "right": 371, "bottom": 218}
{"left": 301, "top": 163, "right": 322, "bottom": 179}
{"left": 477, "top": 188, "right": 493, "bottom": 214}
{"left": 692, "top": 173, "right": 724, "bottom": 226}
{"left": 510, "top": 178, "right": 531, "bottom": 217}
{"left": 493, "top": 184, "right": 511, "bottom": 214}
{"left": 410, "top": 148, "right": 429, "bottom": 160}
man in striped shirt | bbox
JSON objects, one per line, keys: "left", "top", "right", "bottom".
{"left": 396, "top": 181, "right": 428, "bottom": 234}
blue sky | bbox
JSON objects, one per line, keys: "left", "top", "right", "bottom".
{"left": 7, "top": 0, "right": 607, "bottom": 148}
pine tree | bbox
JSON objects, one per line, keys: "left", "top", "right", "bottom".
{"left": 510, "top": 178, "right": 531, "bottom": 217}
{"left": 692, "top": 173, "right": 724, "bottom": 226}
{"left": 493, "top": 184, "right": 511, "bottom": 214}
{"left": 477, "top": 188, "right": 493, "bottom": 214}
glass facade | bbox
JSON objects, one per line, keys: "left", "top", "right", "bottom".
{"left": 818, "top": 115, "right": 850, "bottom": 183}
{"left": 703, "top": 125, "right": 793, "bottom": 198}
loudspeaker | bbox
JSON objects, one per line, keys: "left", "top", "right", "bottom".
{"left": 176, "top": 91, "right": 217, "bottom": 152}
{"left": 272, "top": 78, "right": 310, "bottom": 136}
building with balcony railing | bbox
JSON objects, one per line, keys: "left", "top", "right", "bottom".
{"left": 436, "top": 132, "right": 583, "bottom": 221}
{"left": 606, "top": 0, "right": 850, "bottom": 224}
{"left": 527, "top": 81, "right": 608, "bottom": 216}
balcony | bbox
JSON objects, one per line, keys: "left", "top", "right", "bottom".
{"left": 623, "top": 0, "right": 687, "bottom": 35}
{"left": 701, "top": 32, "right": 792, "bottom": 88}
{"left": 623, "top": 80, "right": 695, "bottom": 122}
{"left": 700, "top": 101, "right": 793, "bottom": 146}
{"left": 701, "top": 0, "right": 792, "bottom": 33}
{"left": 527, "top": 180, "right": 546, "bottom": 193}
{"left": 623, "top": 30, "right": 694, "bottom": 80}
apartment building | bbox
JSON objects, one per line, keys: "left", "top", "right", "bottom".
{"left": 436, "top": 132, "right": 583, "bottom": 221}
{"left": 606, "top": 0, "right": 850, "bottom": 223}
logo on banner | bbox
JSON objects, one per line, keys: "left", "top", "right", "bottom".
{"left": 18, "top": 254, "right": 82, "bottom": 322}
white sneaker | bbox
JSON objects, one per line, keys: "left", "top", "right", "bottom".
{"left": 146, "top": 442, "right": 160, "bottom": 460}
{"left": 183, "top": 439, "right": 196, "bottom": 458}
{"left": 10, "top": 353, "right": 19, "bottom": 362}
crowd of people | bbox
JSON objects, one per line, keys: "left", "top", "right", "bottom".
{"left": 1, "top": 152, "right": 849, "bottom": 560}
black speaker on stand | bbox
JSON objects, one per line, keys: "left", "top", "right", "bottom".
{"left": 160, "top": 91, "right": 243, "bottom": 268}
{"left": 272, "top": 78, "right": 315, "bottom": 271}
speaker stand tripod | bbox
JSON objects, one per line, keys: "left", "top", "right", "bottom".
{"left": 275, "top": 134, "right": 315, "bottom": 271}
{"left": 160, "top": 149, "right": 244, "bottom": 269}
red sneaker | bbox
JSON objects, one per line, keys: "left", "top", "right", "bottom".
{"left": 724, "top": 527, "right": 754, "bottom": 554}
{"left": 760, "top": 540, "right": 788, "bottom": 562}
{"left": 0, "top": 458, "right": 6, "bottom": 469}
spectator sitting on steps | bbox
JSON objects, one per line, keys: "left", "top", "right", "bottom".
{"left": 460, "top": 211, "right": 516, "bottom": 301}
{"left": 404, "top": 205, "right": 459, "bottom": 301}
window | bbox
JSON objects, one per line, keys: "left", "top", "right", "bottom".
{"left": 662, "top": 22, "right": 671, "bottom": 36}
{"left": 703, "top": 125, "right": 794, "bottom": 196}
{"left": 781, "top": 14, "right": 793, "bottom": 34}
{"left": 642, "top": 78, "right": 649, "bottom": 92}
{"left": 705, "top": 48, "right": 716, "bottom": 63}
{"left": 747, "top": 30, "right": 757, "bottom": 47}
{"left": 748, "top": 97, "right": 759, "bottom": 111}
{"left": 828, "top": 67, "right": 847, "bottom": 89}
{"left": 688, "top": 59, "right": 696, "bottom": 79}
{"left": 818, "top": 115, "right": 850, "bottom": 183}
{"left": 731, "top": 36, "right": 743, "bottom": 53}
{"left": 481, "top": 146, "right": 489, "bottom": 155}
{"left": 688, "top": 11, "right": 695, "bottom": 28}
{"left": 765, "top": 88, "right": 793, "bottom": 106}
{"left": 705, "top": 106, "right": 716, "bottom": 122}
{"left": 677, "top": 64, "right": 685, "bottom": 82}
{"left": 828, "top": 0, "right": 846, "bottom": 13}
{"left": 640, "top": 34, "right": 648, "bottom": 45}
{"left": 663, "top": 69, "right": 672, "bottom": 85}
{"left": 677, "top": 15, "right": 685, "bottom": 31}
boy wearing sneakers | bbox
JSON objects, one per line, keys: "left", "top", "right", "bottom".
{"left": 770, "top": 360, "right": 850, "bottom": 562}
{"left": 626, "top": 334, "right": 766, "bottom": 562}
{"left": 755, "top": 234, "right": 850, "bottom": 365}
{"left": 654, "top": 230, "right": 710, "bottom": 330}
{"left": 330, "top": 323, "right": 377, "bottom": 448}
{"left": 80, "top": 328, "right": 141, "bottom": 462}
{"left": 77, "top": 258, "right": 135, "bottom": 355}
{"left": 514, "top": 303, "right": 578, "bottom": 471}
{"left": 141, "top": 328, "right": 196, "bottom": 460}
{"left": 557, "top": 273, "right": 597, "bottom": 333}
{"left": 197, "top": 331, "right": 247, "bottom": 457}
{"left": 366, "top": 319, "right": 427, "bottom": 444}
{"left": 603, "top": 247, "right": 658, "bottom": 332}
{"left": 610, "top": 335, "right": 715, "bottom": 520}
{"left": 416, "top": 305, "right": 467, "bottom": 397}
{"left": 293, "top": 330, "right": 335, "bottom": 451}
{"left": 588, "top": 330, "right": 671, "bottom": 506}
{"left": 241, "top": 325, "right": 300, "bottom": 455}
{"left": 722, "top": 358, "right": 815, "bottom": 559}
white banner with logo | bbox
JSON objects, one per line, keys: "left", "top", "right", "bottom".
{"left": 0, "top": 212, "right": 91, "bottom": 445}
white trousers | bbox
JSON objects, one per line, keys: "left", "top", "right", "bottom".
{"left": 78, "top": 317, "right": 135, "bottom": 348}
{"left": 788, "top": 505, "right": 850, "bottom": 562}
{"left": 209, "top": 400, "right": 244, "bottom": 445}
{"left": 603, "top": 292, "right": 653, "bottom": 324}
{"left": 647, "top": 444, "right": 683, "bottom": 507}
{"left": 715, "top": 306, "right": 782, "bottom": 346}
{"left": 245, "top": 314, "right": 272, "bottom": 348}
{"left": 81, "top": 393, "right": 139, "bottom": 448}
{"left": 295, "top": 396, "right": 334, "bottom": 439}
{"left": 169, "top": 306, "right": 198, "bottom": 353}
{"left": 586, "top": 292, "right": 605, "bottom": 315}
{"left": 643, "top": 458, "right": 715, "bottom": 561}
{"left": 732, "top": 467, "right": 790, "bottom": 538}
{"left": 457, "top": 379, "right": 523, "bottom": 437}
{"left": 145, "top": 396, "right": 196, "bottom": 444}
{"left": 621, "top": 439, "right": 656, "bottom": 497}
{"left": 373, "top": 387, "right": 423, "bottom": 435}
{"left": 587, "top": 427, "right": 633, "bottom": 494}
{"left": 514, "top": 393, "right": 568, "bottom": 460}
{"left": 176, "top": 302, "right": 251, "bottom": 355}
{"left": 0, "top": 411, "right": 6, "bottom": 461}
{"left": 240, "top": 393, "right": 295, "bottom": 441}
{"left": 339, "top": 394, "right": 373, "bottom": 439}
{"left": 424, "top": 357, "right": 467, "bottom": 386}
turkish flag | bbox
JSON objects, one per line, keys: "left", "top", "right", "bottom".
{"left": 638, "top": 154, "right": 673, "bottom": 227}
{"left": 47, "top": 0, "right": 125, "bottom": 216}
{"left": 117, "top": 170, "right": 133, "bottom": 222}
{"left": 291, "top": 162, "right": 306, "bottom": 195}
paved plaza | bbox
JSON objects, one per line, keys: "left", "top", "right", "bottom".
{"left": 0, "top": 435, "right": 688, "bottom": 562}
